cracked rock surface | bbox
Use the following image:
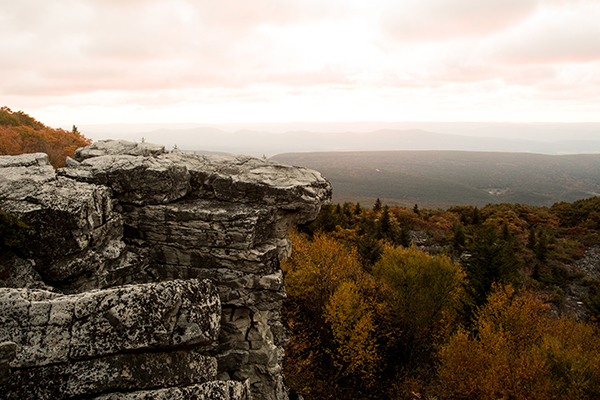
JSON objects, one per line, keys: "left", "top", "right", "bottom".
{"left": 0, "top": 279, "right": 220, "bottom": 368}
{"left": 0, "top": 141, "right": 331, "bottom": 400}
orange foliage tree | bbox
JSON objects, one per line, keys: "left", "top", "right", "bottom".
{"left": 0, "top": 107, "right": 91, "bottom": 168}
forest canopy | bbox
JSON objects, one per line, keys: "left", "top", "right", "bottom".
{"left": 0, "top": 106, "right": 91, "bottom": 168}
{"left": 283, "top": 199, "right": 600, "bottom": 399}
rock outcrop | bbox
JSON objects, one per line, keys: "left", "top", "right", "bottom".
{"left": 0, "top": 140, "right": 331, "bottom": 400}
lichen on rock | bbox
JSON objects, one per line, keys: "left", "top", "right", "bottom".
{"left": 0, "top": 140, "right": 331, "bottom": 400}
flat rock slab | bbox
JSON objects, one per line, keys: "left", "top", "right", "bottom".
{"left": 171, "top": 152, "right": 331, "bottom": 217}
{"left": 73, "top": 140, "right": 167, "bottom": 161}
{"left": 1, "top": 350, "right": 217, "bottom": 400}
{"left": 121, "top": 199, "right": 276, "bottom": 252}
{"left": 91, "top": 380, "right": 252, "bottom": 400}
{"left": 63, "top": 141, "right": 331, "bottom": 215}
{"left": 0, "top": 153, "right": 56, "bottom": 200}
{"left": 0, "top": 279, "right": 220, "bottom": 367}
{"left": 59, "top": 154, "right": 191, "bottom": 205}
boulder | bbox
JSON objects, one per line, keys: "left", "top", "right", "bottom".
{"left": 0, "top": 279, "right": 220, "bottom": 368}
{"left": 0, "top": 153, "right": 149, "bottom": 290}
{"left": 0, "top": 153, "right": 56, "bottom": 201}
{"left": 169, "top": 153, "right": 331, "bottom": 218}
{"left": 3, "top": 176, "right": 116, "bottom": 260}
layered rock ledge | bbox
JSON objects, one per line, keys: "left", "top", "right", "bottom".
{"left": 0, "top": 140, "right": 331, "bottom": 400}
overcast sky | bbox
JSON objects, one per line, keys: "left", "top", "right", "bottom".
{"left": 2, "top": 0, "right": 600, "bottom": 127}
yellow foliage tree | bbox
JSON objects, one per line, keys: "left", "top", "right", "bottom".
{"left": 438, "top": 284, "right": 600, "bottom": 399}
{"left": 325, "top": 281, "right": 379, "bottom": 380}
{"left": 372, "top": 245, "right": 465, "bottom": 365}
{"left": 283, "top": 229, "right": 365, "bottom": 313}
{"left": 282, "top": 229, "right": 384, "bottom": 399}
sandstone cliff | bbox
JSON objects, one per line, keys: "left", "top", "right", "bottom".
{"left": 0, "top": 140, "right": 332, "bottom": 400}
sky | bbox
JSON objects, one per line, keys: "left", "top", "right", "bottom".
{"left": 2, "top": 0, "right": 600, "bottom": 127}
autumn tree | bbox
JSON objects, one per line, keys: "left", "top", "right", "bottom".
{"left": 372, "top": 245, "right": 464, "bottom": 367}
{"left": 282, "top": 199, "right": 600, "bottom": 399}
{"left": 438, "top": 285, "right": 600, "bottom": 399}
{"left": 281, "top": 230, "right": 383, "bottom": 399}
{"left": 0, "top": 107, "right": 91, "bottom": 168}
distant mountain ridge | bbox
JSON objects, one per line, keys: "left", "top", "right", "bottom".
{"left": 270, "top": 150, "right": 600, "bottom": 208}
{"left": 81, "top": 123, "right": 600, "bottom": 158}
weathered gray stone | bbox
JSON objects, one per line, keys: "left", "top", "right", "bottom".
{"left": 121, "top": 199, "right": 277, "bottom": 252}
{"left": 0, "top": 342, "right": 16, "bottom": 383}
{"left": 0, "top": 154, "right": 150, "bottom": 289}
{"left": 0, "top": 254, "right": 54, "bottom": 291}
{"left": 1, "top": 350, "right": 216, "bottom": 400}
{"left": 59, "top": 154, "right": 191, "bottom": 205}
{"left": 135, "top": 265, "right": 287, "bottom": 308}
{"left": 74, "top": 140, "right": 167, "bottom": 161}
{"left": 91, "top": 380, "right": 252, "bottom": 400}
{"left": 0, "top": 152, "right": 51, "bottom": 168}
{"left": 1, "top": 175, "right": 115, "bottom": 259}
{"left": 0, "top": 153, "right": 56, "bottom": 201}
{"left": 576, "top": 245, "right": 600, "bottom": 280}
{"left": 0, "top": 142, "right": 332, "bottom": 400}
{"left": 168, "top": 152, "right": 331, "bottom": 216}
{"left": 0, "top": 279, "right": 220, "bottom": 367}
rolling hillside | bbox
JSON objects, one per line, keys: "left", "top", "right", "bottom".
{"left": 271, "top": 151, "right": 600, "bottom": 208}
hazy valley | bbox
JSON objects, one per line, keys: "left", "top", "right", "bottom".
{"left": 272, "top": 150, "right": 600, "bottom": 208}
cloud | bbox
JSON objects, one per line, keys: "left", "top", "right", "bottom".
{"left": 380, "top": 0, "right": 538, "bottom": 42}
{"left": 0, "top": 0, "right": 351, "bottom": 96}
{"left": 1, "top": 0, "right": 599, "bottom": 125}
{"left": 489, "top": 2, "right": 600, "bottom": 63}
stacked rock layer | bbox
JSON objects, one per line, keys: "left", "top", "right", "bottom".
{"left": 0, "top": 140, "right": 332, "bottom": 400}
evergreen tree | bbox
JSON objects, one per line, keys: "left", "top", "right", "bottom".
{"left": 501, "top": 222, "right": 511, "bottom": 241}
{"left": 471, "top": 206, "right": 481, "bottom": 225}
{"left": 373, "top": 198, "right": 382, "bottom": 213}
{"left": 452, "top": 222, "right": 466, "bottom": 253}
{"left": 461, "top": 226, "right": 520, "bottom": 315}
{"left": 535, "top": 229, "right": 549, "bottom": 262}
{"left": 342, "top": 202, "right": 353, "bottom": 218}
{"left": 399, "top": 224, "right": 411, "bottom": 248}
{"left": 301, "top": 204, "right": 344, "bottom": 235}
{"left": 378, "top": 205, "right": 392, "bottom": 239}
{"left": 528, "top": 227, "right": 537, "bottom": 250}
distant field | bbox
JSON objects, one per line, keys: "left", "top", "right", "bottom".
{"left": 271, "top": 151, "right": 600, "bottom": 207}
